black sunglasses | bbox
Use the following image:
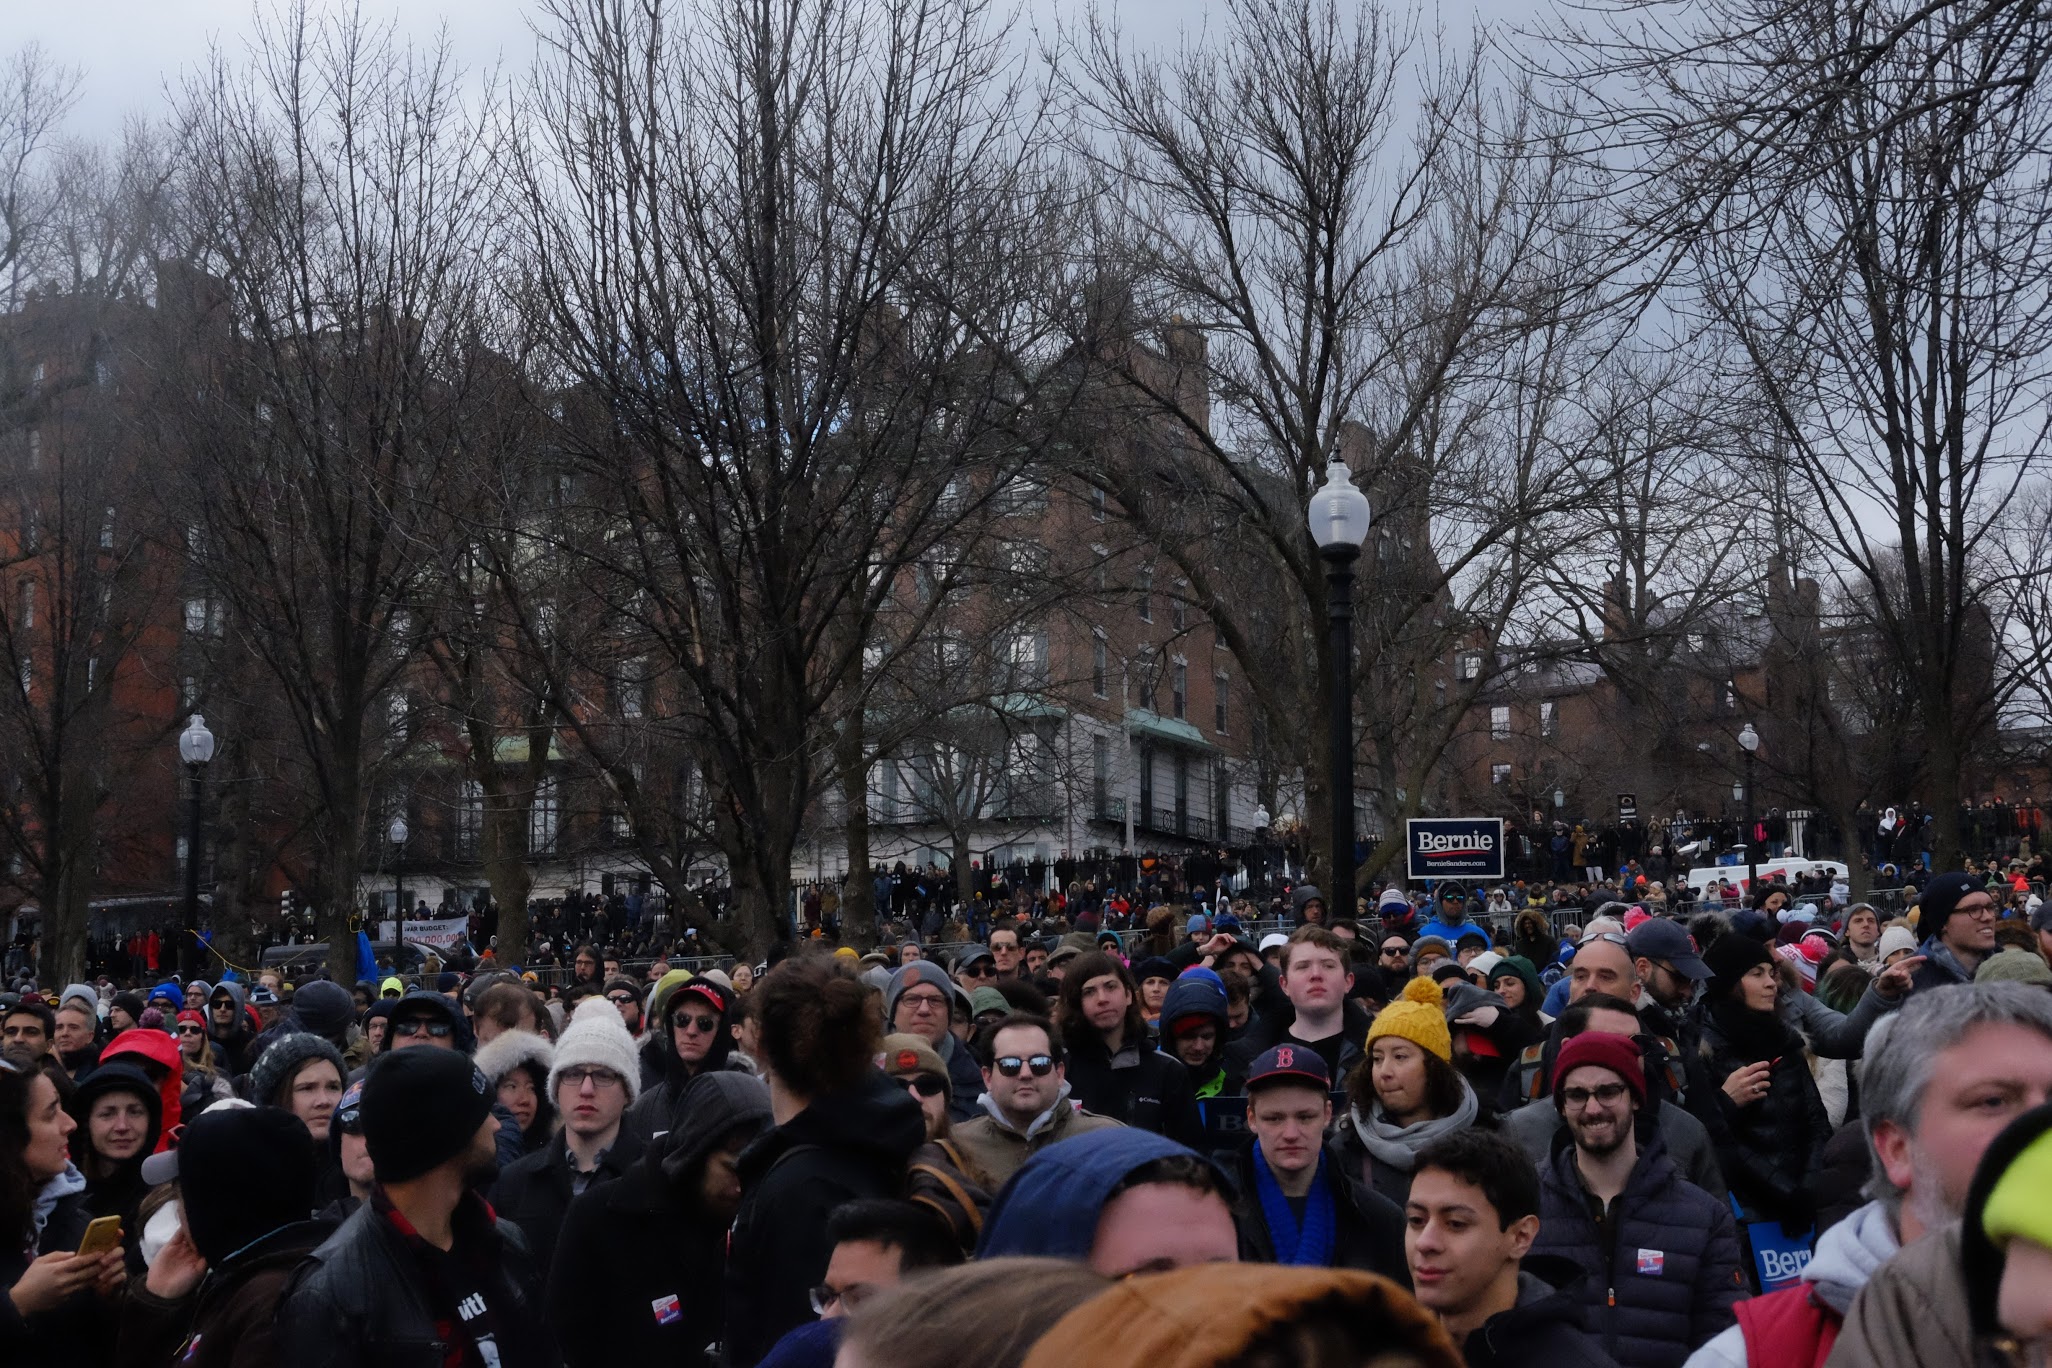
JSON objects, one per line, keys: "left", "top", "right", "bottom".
{"left": 994, "top": 1054, "right": 1055, "bottom": 1078}
{"left": 391, "top": 1018, "right": 452, "bottom": 1039}
{"left": 901, "top": 1074, "right": 946, "bottom": 1098}
{"left": 959, "top": 963, "right": 996, "bottom": 978}
{"left": 607, "top": 993, "right": 637, "bottom": 1006}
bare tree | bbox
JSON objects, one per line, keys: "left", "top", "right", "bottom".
{"left": 1054, "top": 0, "right": 1617, "bottom": 896}
{"left": 1615, "top": 0, "right": 2052, "bottom": 865}
{"left": 0, "top": 44, "right": 81, "bottom": 308}
{"left": 157, "top": 3, "right": 503, "bottom": 981}
{"left": 506, "top": 0, "right": 1073, "bottom": 956}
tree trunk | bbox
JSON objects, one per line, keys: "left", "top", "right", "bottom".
{"left": 836, "top": 720, "right": 876, "bottom": 949}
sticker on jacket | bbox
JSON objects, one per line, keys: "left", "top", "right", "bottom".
{"left": 1637, "top": 1248, "right": 1665, "bottom": 1276}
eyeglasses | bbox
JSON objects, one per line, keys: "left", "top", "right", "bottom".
{"left": 993, "top": 1054, "right": 1056, "bottom": 1078}
{"left": 1581, "top": 931, "right": 1630, "bottom": 949}
{"left": 559, "top": 1066, "right": 623, "bottom": 1089}
{"left": 901, "top": 1074, "right": 946, "bottom": 1098}
{"left": 809, "top": 1283, "right": 877, "bottom": 1316}
{"left": 391, "top": 1018, "right": 452, "bottom": 1039}
{"left": 674, "top": 1013, "right": 721, "bottom": 1034}
{"left": 1560, "top": 1082, "right": 1631, "bottom": 1108}
{"left": 897, "top": 991, "right": 948, "bottom": 1012}
{"left": 1956, "top": 900, "right": 1998, "bottom": 919}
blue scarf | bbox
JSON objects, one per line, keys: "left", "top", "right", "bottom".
{"left": 1252, "top": 1141, "right": 1336, "bottom": 1266}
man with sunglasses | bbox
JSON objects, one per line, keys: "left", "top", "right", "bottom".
{"left": 1530, "top": 1031, "right": 1740, "bottom": 1368}
{"left": 951, "top": 1013, "right": 1117, "bottom": 1188}
{"left": 988, "top": 927, "right": 1024, "bottom": 978}
{"left": 883, "top": 961, "right": 984, "bottom": 1121}
{"left": 623, "top": 975, "right": 740, "bottom": 1143}
{"left": 951, "top": 944, "right": 1001, "bottom": 992}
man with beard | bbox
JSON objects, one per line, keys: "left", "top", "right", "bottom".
{"left": 1530, "top": 1032, "right": 1741, "bottom": 1368}
{"left": 278, "top": 1048, "right": 556, "bottom": 1368}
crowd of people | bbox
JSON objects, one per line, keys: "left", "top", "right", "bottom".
{"left": 2, "top": 866, "right": 2051, "bottom": 1366}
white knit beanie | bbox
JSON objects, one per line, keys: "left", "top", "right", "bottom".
{"left": 547, "top": 997, "right": 642, "bottom": 1104}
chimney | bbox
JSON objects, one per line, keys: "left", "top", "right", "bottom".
{"left": 1161, "top": 315, "right": 1209, "bottom": 436}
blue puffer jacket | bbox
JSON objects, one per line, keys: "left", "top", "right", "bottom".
{"left": 1529, "top": 1127, "right": 1743, "bottom": 1368}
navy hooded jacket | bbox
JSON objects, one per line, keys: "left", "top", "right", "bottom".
{"left": 977, "top": 1128, "right": 1232, "bottom": 1260}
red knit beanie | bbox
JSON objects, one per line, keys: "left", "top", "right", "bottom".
{"left": 1551, "top": 1031, "right": 1647, "bottom": 1106}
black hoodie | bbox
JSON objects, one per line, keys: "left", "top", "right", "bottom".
{"left": 1462, "top": 1260, "right": 1623, "bottom": 1368}
{"left": 548, "top": 1073, "right": 773, "bottom": 1368}
{"left": 69, "top": 1061, "right": 163, "bottom": 1268}
{"left": 720, "top": 1071, "right": 925, "bottom": 1367}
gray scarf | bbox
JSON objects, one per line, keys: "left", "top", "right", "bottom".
{"left": 1350, "top": 1079, "right": 1478, "bottom": 1172}
{"left": 33, "top": 1163, "right": 86, "bottom": 1242}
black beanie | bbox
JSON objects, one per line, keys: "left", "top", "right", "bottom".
{"left": 360, "top": 1047, "right": 495, "bottom": 1183}
{"left": 1918, "top": 871, "right": 1978, "bottom": 939}
{"left": 292, "top": 980, "right": 356, "bottom": 1041}
{"left": 1703, "top": 932, "right": 1776, "bottom": 1001}
{"left": 179, "top": 1107, "right": 317, "bottom": 1264}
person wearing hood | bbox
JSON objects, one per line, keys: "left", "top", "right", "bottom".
{"left": 721, "top": 957, "right": 925, "bottom": 1367}
{"left": 245, "top": 1033, "right": 348, "bottom": 1193}
{"left": 549, "top": 1070, "right": 771, "bottom": 1368}
{"left": 1158, "top": 973, "right": 1242, "bottom": 1102}
{"left": 978, "top": 1128, "right": 1239, "bottom": 1276}
{"left": 1418, "top": 885, "right": 1477, "bottom": 946}
{"left": 251, "top": 979, "right": 357, "bottom": 1064}
{"left": 951, "top": 1014, "right": 1120, "bottom": 1190}
{"left": 98, "top": 1027, "right": 183, "bottom": 1147}
{"left": 880, "top": 961, "right": 985, "bottom": 1122}
{"left": 1228, "top": 1045, "right": 1408, "bottom": 1283}
{"left": 1683, "top": 932, "right": 1829, "bottom": 1234}
{"left": 626, "top": 975, "right": 744, "bottom": 1144}
{"left": 203, "top": 983, "right": 259, "bottom": 1078}
{"left": 114, "top": 1107, "right": 330, "bottom": 1368}
{"left": 1331, "top": 977, "right": 1482, "bottom": 1206}
{"left": 1910, "top": 870, "right": 1997, "bottom": 992}
{"left": 491, "top": 998, "right": 644, "bottom": 1278}
{"left": 2, "top": 1056, "right": 126, "bottom": 1360}
{"left": 475, "top": 1026, "right": 557, "bottom": 1156}
{"left": 67, "top": 1060, "right": 160, "bottom": 1270}
{"left": 1289, "top": 884, "right": 1326, "bottom": 926}
{"left": 1684, "top": 981, "right": 2052, "bottom": 1368}
{"left": 1440, "top": 974, "right": 1531, "bottom": 1107}
{"left": 1406, "top": 1128, "right": 1619, "bottom": 1368}
{"left": 1530, "top": 1033, "right": 1740, "bottom": 1366}
{"left": 1486, "top": 954, "right": 1550, "bottom": 1035}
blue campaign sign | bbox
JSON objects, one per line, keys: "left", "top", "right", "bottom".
{"left": 1407, "top": 818, "right": 1506, "bottom": 882}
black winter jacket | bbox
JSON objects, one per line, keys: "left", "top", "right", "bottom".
{"left": 277, "top": 1193, "right": 558, "bottom": 1368}
{"left": 116, "top": 1219, "right": 332, "bottom": 1368}
{"left": 488, "top": 1127, "right": 643, "bottom": 1282}
{"left": 548, "top": 1153, "right": 730, "bottom": 1368}
{"left": 720, "top": 1073, "right": 925, "bottom": 1367}
{"left": 1682, "top": 1004, "right": 1830, "bottom": 1230}
{"left": 1228, "top": 1143, "right": 1409, "bottom": 1287}
{"left": 1062, "top": 1040, "right": 1204, "bottom": 1150}
{"left": 1462, "top": 1260, "right": 1624, "bottom": 1368}
{"left": 1529, "top": 1129, "right": 1744, "bottom": 1368}
{"left": 0, "top": 1186, "right": 111, "bottom": 1361}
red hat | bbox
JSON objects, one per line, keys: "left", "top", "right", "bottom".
{"left": 1551, "top": 1031, "right": 1646, "bottom": 1106}
{"left": 176, "top": 1009, "right": 206, "bottom": 1028}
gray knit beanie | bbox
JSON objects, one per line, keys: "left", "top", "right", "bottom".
{"left": 247, "top": 1032, "right": 347, "bottom": 1109}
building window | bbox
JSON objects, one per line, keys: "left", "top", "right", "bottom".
{"left": 17, "top": 581, "right": 32, "bottom": 631}
{"left": 1091, "top": 486, "right": 1107, "bottom": 521}
{"left": 1092, "top": 633, "right": 1108, "bottom": 698}
{"left": 457, "top": 780, "right": 483, "bottom": 859}
{"left": 1540, "top": 700, "right": 1556, "bottom": 737}
{"left": 529, "top": 777, "right": 560, "bottom": 855}
{"left": 1138, "top": 743, "right": 1155, "bottom": 829}
{"left": 877, "top": 762, "right": 900, "bottom": 822}
{"left": 1491, "top": 763, "right": 1512, "bottom": 785}
{"left": 184, "top": 597, "right": 224, "bottom": 638}
{"left": 1457, "top": 651, "right": 1483, "bottom": 681}
{"left": 1092, "top": 734, "right": 1109, "bottom": 816}
{"left": 1490, "top": 705, "right": 1511, "bottom": 741}
{"left": 1171, "top": 660, "right": 1187, "bottom": 720}
{"left": 100, "top": 508, "right": 115, "bottom": 550}
{"left": 1723, "top": 679, "right": 1738, "bottom": 712}
{"left": 1008, "top": 630, "right": 1049, "bottom": 689}
{"left": 1214, "top": 673, "right": 1229, "bottom": 733}
{"left": 617, "top": 660, "right": 645, "bottom": 718}
{"left": 181, "top": 675, "right": 198, "bottom": 707}
{"left": 1173, "top": 583, "right": 1188, "bottom": 631}
{"left": 1137, "top": 566, "right": 1153, "bottom": 623}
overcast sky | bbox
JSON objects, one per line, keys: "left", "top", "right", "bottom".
{"left": 8, "top": 0, "right": 1516, "bottom": 144}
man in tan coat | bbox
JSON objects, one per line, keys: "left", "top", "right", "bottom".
{"left": 950, "top": 1013, "right": 1121, "bottom": 1188}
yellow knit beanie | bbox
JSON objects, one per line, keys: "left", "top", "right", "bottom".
{"left": 1983, "top": 1126, "right": 2052, "bottom": 1251}
{"left": 1366, "top": 976, "right": 1451, "bottom": 1062}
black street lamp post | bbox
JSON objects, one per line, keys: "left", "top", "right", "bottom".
{"left": 178, "top": 714, "right": 215, "bottom": 981}
{"left": 1308, "top": 462, "right": 1371, "bottom": 915}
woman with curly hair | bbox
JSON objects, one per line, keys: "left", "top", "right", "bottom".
{"left": 720, "top": 956, "right": 926, "bottom": 1366}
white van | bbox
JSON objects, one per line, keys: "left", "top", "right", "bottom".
{"left": 1682, "top": 858, "right": 1848, "bottom": 899}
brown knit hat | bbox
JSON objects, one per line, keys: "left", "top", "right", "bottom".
{"left": 1020, "top": 1264, "right": 1461, "bottom": 1368}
